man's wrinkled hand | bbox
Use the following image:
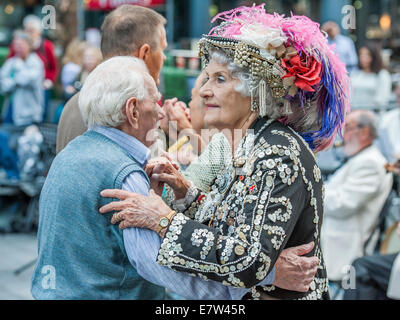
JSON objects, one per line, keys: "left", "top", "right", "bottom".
{"left": 273, "top": 242, "right": 319, "bottom": 292}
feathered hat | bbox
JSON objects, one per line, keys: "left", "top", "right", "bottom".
{"left": 198, "top": 4, "right": 350, "bottom": 152}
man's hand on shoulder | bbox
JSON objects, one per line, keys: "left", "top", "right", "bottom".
{"left": 273, "top": 242, "right": 319, "bottom": 292}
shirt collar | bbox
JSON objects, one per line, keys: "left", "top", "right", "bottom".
{"left": 91, "top": 125, "right": 151, "bottom": 167}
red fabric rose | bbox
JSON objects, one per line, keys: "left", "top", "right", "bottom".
{"left": 281, "top": 55, "right": 322, "bottom": 92}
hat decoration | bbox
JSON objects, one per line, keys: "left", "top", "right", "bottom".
{"left": 199, "top": 4, "right": 350, "bottom": 152}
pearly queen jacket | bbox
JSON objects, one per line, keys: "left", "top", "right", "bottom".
{"left": 157, "top": 118, "right": 330, "bottom": 300}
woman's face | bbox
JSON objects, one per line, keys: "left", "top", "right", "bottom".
{"left": 199, "top": 59, "right": 251, "bottom": 132}
{"left": 359, "top": 47, "right": 372, "bottom": 70}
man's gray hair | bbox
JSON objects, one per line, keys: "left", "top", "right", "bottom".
{"left": 356, "top": 110, "right": 378, "bottom": 140}
{"left": 78, "top": 56, "right": 154, "bottom": 128}
{"left": 23, "top": 15, "right": 42, "bottom": 32}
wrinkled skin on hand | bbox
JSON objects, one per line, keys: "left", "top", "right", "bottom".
{"left": 160, "top": 98, "right": 192, "bottom": 136}
{"left": 273, "top": 242, "right": 320, "bottom": 292}
{"left": 99, "top": 189, "right": 172, "bottom": 236}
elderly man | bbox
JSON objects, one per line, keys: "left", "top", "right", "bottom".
{"left": 321, "top": 110, "right": 393, "bottom": 283}
{"left": 32, "top": 56, "right": 320, "bottom": 299}
{"left": 31, "top": 57, "right": 168, "bottom": 299}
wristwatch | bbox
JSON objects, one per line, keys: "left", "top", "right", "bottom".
{"left": 157, "top": 210, "right": 177, "bottom": 235}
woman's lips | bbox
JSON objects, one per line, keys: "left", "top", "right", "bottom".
{"left": 205, "top": 104, "right": 219, "bottom": 110}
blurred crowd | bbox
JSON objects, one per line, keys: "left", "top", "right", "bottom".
{"left": 0, "top": 12, "right": 399, "bottom": 300}
{"left": 0, "top": 15, "right": 103, "bottom": 127}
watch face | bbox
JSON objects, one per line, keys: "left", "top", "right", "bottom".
{"left": 160, "top": 218, "right": 169, "bottom": 228}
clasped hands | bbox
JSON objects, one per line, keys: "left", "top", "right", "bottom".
{"left": 99, "top": 154, "right": 189, "bottom": 234}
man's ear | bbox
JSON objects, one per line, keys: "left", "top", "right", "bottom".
{"left": 138, "top": 43, "right": 151, "bottom": 62}
{"left": 125, "top": 97, "right": 139, "bottom": 129}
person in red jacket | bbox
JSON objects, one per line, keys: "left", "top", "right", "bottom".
{"left": 8, "top": 15, "right": 58, "bottom": 121}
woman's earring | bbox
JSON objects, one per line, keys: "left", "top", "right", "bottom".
{"left": 250, "top": 88, "right": 257, "bottom": 112}
{"left": 258, "top": 80, "right": 267, "bottom": 117}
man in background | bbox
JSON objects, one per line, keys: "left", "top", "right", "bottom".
{"left": 56, "top": 5, "right": 169, "bottom": 153}
{"left": 322, "top": 21, "right": 358, "bottom": 73}
{"left": 322, "top": 110, "right": 393, "bottom": 283}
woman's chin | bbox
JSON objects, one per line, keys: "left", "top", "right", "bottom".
{"left": 204, "top": 110, "right": 220, "bottom": 128}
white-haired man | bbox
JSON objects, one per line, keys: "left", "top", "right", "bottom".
{"left": 322, "top": 110, "right": 393, "bottom": 283}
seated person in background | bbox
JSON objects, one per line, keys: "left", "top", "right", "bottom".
{"left": 321, "top": 110, "right": 393, "bottom": 283}
{"left": 0, "top": 31, "right": 44, "bottom": 126}
{"left": 343, "top": 223, "right": 400, "bottom": 300}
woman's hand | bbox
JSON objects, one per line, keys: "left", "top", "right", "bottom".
{"left": 99, "top": 189, "right": 172, "bottom": 233}
{"left": 160, "top": 98, "right": 192, "bottom": 136}
{"left": 145, "top": 155, "right": 191, "bottom": 200}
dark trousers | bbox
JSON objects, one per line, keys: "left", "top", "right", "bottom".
{"left": 343, "top": 253, "right": 397, "bottom": 300}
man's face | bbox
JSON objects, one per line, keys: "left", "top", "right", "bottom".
{"left": 343, "top": 113, "right": 362, "bottom": 157}
{"left": 146, "top": 26, "right": 167, "bottom": 86}
{"left": 136, "top": 78, "right": 165, "bottom": 147}
{"left": 322, "top": 22, "right": 339, "bottom": 39}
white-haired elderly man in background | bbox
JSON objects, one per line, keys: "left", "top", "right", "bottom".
{"left": 321, "top": 110, "right": 393, "bottom": 286}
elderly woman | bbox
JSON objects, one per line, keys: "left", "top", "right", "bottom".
{"left": 101, "top": 5, "right": 350, "bottom": 300}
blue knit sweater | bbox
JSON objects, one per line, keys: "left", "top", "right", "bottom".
{"left": 31, "top": 130, "right": 166, "bottom": 299}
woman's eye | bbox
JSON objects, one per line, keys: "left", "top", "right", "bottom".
{"left": 217, "top": 76, "right": 226, "bottom": 83}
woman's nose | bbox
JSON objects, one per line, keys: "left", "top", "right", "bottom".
{"left": 199, "top": 83, "right": 213, "bottom": 99}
